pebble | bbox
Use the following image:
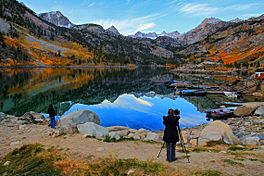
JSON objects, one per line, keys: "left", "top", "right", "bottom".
{"left": 3, "top": 161, "right": 10, "bottom": 166}
{"left": 127, "top": 169, "right": 136, "bottom": 175}
{"left": 96, "top": 147, "right": 105, "bottom": 152}
{"left": 10, "top": 141, "right": 22, "bottom": 146}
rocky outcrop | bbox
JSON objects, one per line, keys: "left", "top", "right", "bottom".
{"left": 234, "top": 106, "right": 256, "bottom": 116}
{"left": 198, "top": 120, "right": 240, "bottom": 145}
{"left": 77, "top": 122, "right": 109, "bottom": 138}
{"left": 106, "top": 127, "right": 162, "bottom": 142}
{"left": 18, "top": 111, "right": 45, "bottom": 124}
{"left": 59, "top": 110, "right": 100, "bottom": 133}
{"left": 254, "top": 106, "right": 264, "bottom": 117}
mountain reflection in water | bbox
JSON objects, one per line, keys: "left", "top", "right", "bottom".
{"left": 63, "top": 94, "right": 207, "bottom": 131}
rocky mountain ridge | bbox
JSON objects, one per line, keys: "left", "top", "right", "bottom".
{"left": 129, "top": 30, "right": 181, "bottom": 39}
{"left": 0, "top": 0, "right": 263, "bottom": 67}
{"left": 39, "top": 11, "right": 74, "bottom": 28}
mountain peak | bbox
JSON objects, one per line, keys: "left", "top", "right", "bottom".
{"left": 230, "top": 18, "right": 243, "bottom": 23}
{"left": 106, "top": 25, "right": 120, "bottom": 35}
{"left": 201, "top": 17, "right": 222, "bottom": 25}
{"left": 39, "top": 11, "right": 74, "bottom": 28}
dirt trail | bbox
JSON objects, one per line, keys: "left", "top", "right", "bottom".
{"left": 0, "top": 124, "right": 263, "bottom": 176}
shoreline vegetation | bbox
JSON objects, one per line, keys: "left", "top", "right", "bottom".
{"left": 0, "top": 103, "right": 263, "bottom": 175}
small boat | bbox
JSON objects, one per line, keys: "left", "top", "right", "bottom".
{"left": 224, "top": 91, "right": 239, "bottom": 98}
{"left": 179, "top": 89, "right": 207, "bottom": 96}
{"left": 205, "top": 107, "right": 237, "bottom": 120}
{"left": 167, "top": 81, "right": 193, "bottom": 88}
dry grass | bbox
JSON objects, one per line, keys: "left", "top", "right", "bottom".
{"left": 0, "top": 144, "right": 179, "bottom": 176}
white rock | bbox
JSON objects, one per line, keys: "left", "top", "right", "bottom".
{"left": 116, "top": 130, "right": 129, "bottom": 137}
{"left": 242, "top": 136, "right": 260, "bottom": 146}
{"left": 77, "top": 122, "right": 108, "bottom": 138}
{"left": 59, "top": 110, "right": 100, "bottom": 133}
{"left": 127, "top": 169, "right": 136, "bottom": 175}
{"left": 10, "top": 141, "right": 22, "bottom": 146}
{"left": 132, "top": 133, "right": 141, "bottom": 140}
{"left": 198, "top": 120, "right": 240, "bottom": 145}
{"left": 128, "top": 128, "right": 137, "bottom": 133}
{"left": 109, "top": 132, "right": 121, "bottom": 141}
{"left": 136, "top": 128, "right": 149, "bottom": 139}
{"left": 138, "top": 128, "right": 149, "bottom": 133}
{"left": 143, "top": 132, "right": 162, "bottom": 142}
{"left": 128, "top": 133, "right": 134, "bottom": 138}
{"left": 3, "top": 161, "right": 10, "bottom": 166}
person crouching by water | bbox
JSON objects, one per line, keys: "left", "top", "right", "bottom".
{"left": 48, "top": 104, "right": 56, "bottom": 128}
{"left": 163, "top": 109, "right": 180, "bottom": 162}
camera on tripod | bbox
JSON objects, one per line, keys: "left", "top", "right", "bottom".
{"left": 174, "top": 109, "right": 180, "bottom": 116}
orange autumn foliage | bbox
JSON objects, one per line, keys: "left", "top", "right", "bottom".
{"left": 1, "top": 35, "right": 95, "bottom": 66}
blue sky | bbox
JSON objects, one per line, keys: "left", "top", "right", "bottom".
{"left": 19, "top": 0, "right": 264, "bottom": 35}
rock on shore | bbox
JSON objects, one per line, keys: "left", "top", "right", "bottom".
{"left": 59, "top": 110, "right": 100, "bottom": 133}
{"left": 77, "top": 122, "right": 109, "bottom": 138}
{"left": 198, "top": 120, "right": 240, "bottom": 145}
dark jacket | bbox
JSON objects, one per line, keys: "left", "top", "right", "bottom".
{"left": 163, "top": 115, "right": 180, "bottom": 142}
{"left": 48, "top": 106, "right": 56, "bottom": 117}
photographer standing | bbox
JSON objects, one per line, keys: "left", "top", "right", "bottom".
{"left": 163, "top": 109, "right": 180, "bottom": 162}
{"left": 48, "top": 104, "right": 56, "bottom": 128}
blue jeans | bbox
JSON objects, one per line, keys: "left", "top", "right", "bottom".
{"left": 50, "top": 116, "right": 56, "bottom": 128}
{"left": 166, "top": 142, "right": 176, "bottom": 162}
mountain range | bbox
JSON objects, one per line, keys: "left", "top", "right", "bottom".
{"left": 0, "top": 0, "right": 263, "bottom": 67}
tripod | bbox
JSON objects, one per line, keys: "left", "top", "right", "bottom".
{"left": 157, "top": 125, "right": 190, "bottom": 163}
{"left": 177, "top": 124, "right": 190, "bottom": 163}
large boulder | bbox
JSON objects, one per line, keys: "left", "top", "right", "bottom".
{"left": 143, "top": 132, "right": 162, "bottom": 142}
{"left": 199, "top": 120, "right": 240, "bottom": 145}
{"left": 77, "top": 122, "right": 108, "bottom": 138}
{"left": 254, "top": 106, "right": 264, "bottom": 117}
{"left": 59, "top": 110, "right": 100, "bottom": 133}
{"left": 242, "top": 136, "right": 260, "bottom": 146}
{"left": 234, "top": 106, "right": 255, "bottom": 117}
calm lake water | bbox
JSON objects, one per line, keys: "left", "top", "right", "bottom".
{"left": 0, "top": 67, "right": 252, "bottom": 131}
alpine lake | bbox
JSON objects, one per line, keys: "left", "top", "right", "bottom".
{"left": 0, "top": 67, "right": 260, "bottom": 131}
